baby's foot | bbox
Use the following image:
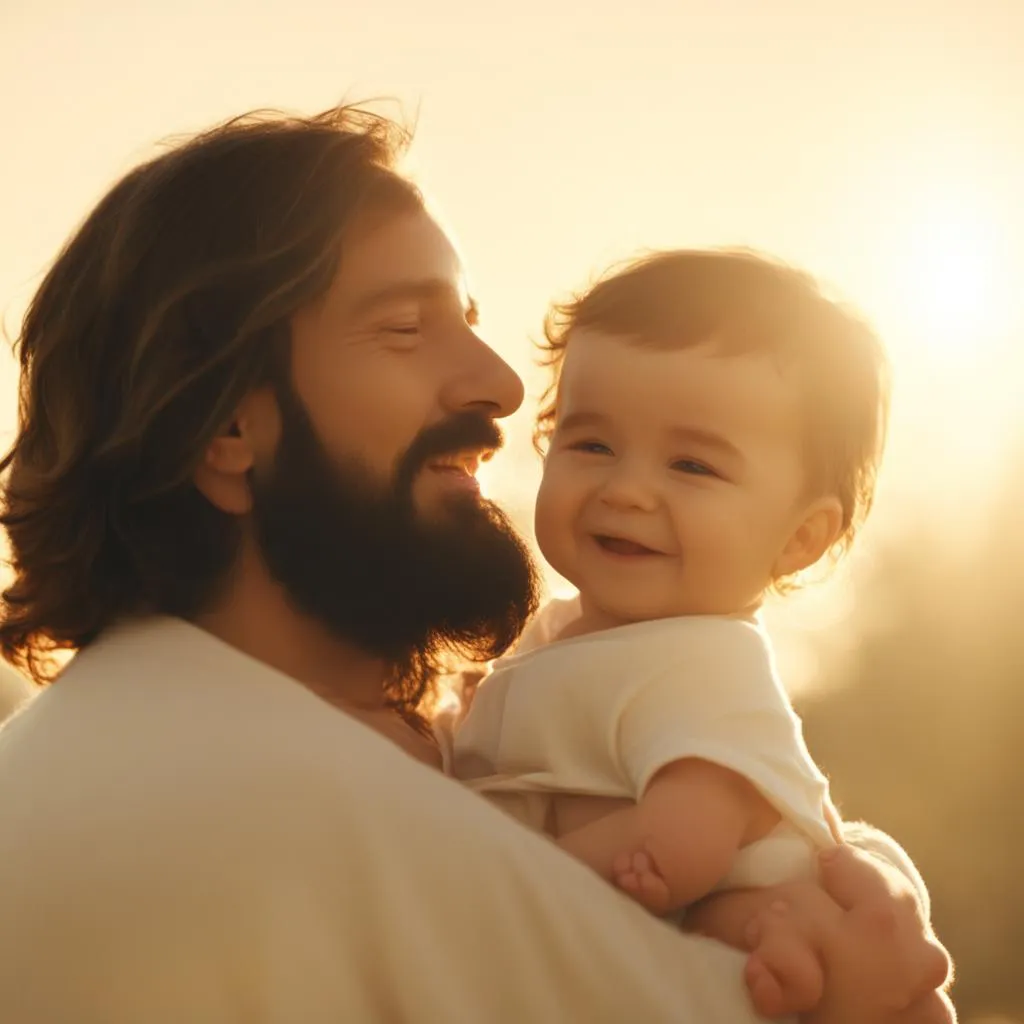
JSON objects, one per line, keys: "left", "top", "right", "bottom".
{"left": 612, "top": 848, "right": 674, "bottom": 916}
{"left": 744, "top": 903, "right": 825, "bottom": 1019}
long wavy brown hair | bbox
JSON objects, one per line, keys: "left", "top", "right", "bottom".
{"left": 0, "top": 105, "right": 422, "bottom": 687}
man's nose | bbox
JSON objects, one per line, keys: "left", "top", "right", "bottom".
{"left": 441, "top": 330, "right": 525, "bottom": 420}
{"left": 597, "top": 463, "right": 659, "bottom": 512}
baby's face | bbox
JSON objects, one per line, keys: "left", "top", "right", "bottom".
{"left": 535, "top": 329, "right": 822, "bottom": 624}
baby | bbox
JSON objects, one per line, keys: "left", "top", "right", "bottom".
{"left": 452, "top": 249, "right": 890, "bottom": 1014}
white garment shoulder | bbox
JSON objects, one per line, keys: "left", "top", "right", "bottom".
{"left": 0, "top": 615, "right": 778, "bottom": 1024}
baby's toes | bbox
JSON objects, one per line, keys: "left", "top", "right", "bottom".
{"left": 616, "top": 871, "right": 641, "bottom": 895}
{"left": 612, "top": 852, "right": 635, "bottom": 878}
{"left": 637, "top": 872, "right": 673, "bottom": 915}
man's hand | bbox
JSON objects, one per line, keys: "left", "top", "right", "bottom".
{"left": 687, "top": 844, "right": 953, "bottom": 1022}
{"left": 744, "top": 906, "right": 825, "bottom": 1018}
{"left": 800, "top": 845, "right": 953, "bottom": 1023}
{"left": 750, "top": 845, "right": 953, "bottom": 1022}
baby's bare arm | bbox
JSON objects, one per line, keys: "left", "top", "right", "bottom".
{"left": 556, "top": 758, "right": 773, "bottom": 912}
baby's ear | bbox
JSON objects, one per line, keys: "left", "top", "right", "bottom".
{"left": 774, "top": 497, "right": 844, "bottom": 578}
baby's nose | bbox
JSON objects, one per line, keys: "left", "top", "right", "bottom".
{"left": 597, "top": 467, "right": 659, "bottom": 513}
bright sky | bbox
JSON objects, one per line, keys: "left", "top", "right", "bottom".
{"left": 2, "top": 0, "right": 1022, "bottom": 689}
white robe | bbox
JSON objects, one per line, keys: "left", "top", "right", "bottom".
{"left": 0, "top": 614, "right": 929, "bottom": 1022}
{"left": 0, "top": 615, "right": 778, "bottom": 1023}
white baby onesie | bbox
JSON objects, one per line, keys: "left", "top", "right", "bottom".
{"left": 453, "top": 599, "right": 835, "bottom": 891}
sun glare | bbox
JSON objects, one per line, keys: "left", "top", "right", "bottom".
{"left": 897, "top": 197, "right": 1012, "bottom": 364}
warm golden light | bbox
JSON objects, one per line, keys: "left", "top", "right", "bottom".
{"left": 893, "top": 192, "right": 1012, "bottom": 364}
{"left": 2, "top": 6, "right": 1024, "bottom": 1017}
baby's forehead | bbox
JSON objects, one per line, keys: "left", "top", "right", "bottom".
{"left": 559, "top": 324, "right": 761, "bottom": 368}
{"left": 558, "top": 327, "right": 788, "bottom": 390}
{"left": 558, "top": 328, "right": 689, "bottom": 381}
{"left": 555, "top": 327, "right": 805, "bottom": 437}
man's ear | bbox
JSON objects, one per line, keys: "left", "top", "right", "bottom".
{"left": 194, "top": 389, "right": 280, "bottom": 515}
{"left": 773, "top": 496, "right": 844, "bottom": 579}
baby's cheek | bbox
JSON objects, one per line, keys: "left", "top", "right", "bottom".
{"left": 689, "top": 527, "right": 762, "bottom": 604}
{"left": 533, "top": 476, "right": 572, "bottom": 572}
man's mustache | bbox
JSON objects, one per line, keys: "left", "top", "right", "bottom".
{"left": 396, "top": 412, "right": 504, "bottom": 493}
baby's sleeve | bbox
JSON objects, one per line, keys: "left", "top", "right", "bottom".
{"left": 613, "top": 620, "right": 832, "bottom": 844}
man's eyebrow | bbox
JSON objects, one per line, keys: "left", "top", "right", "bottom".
{"left": 348, "top": 278, "right": 479, "bottom": 321}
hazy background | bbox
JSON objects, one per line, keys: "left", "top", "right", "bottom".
{"left": 2, "top": 1, "right": 1022, "bottom": 1018}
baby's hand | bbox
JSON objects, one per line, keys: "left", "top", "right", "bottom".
{"left": 744, "top": 901, "right": 825, "bottom": 1019}
{"left": 611, "top": 847, "right": 674, "bottom": 916}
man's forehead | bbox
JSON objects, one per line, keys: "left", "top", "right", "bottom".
{"left": 330, "top": 209, "right": 471, "bottom": 308}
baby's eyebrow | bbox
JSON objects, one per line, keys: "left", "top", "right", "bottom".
{"left": 666, "top": 425, "right": 744, "bottom": 463}
{"left": 557, "top": 411, "right": 609, "bottom": 433}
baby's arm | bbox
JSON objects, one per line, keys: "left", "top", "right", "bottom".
{"left": 556, "top": 757, "right": 776, "bottom": 915}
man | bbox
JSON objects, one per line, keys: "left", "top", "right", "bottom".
{"left": 0, "top": 105, "right": 951, "bottom": 1022}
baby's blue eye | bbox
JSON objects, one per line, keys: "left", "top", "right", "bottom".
{"left": 672, "top": 459, "right": 716, "bottom": 477}
{"left": 570, "top": 440, "right": 613, "bottom": 455}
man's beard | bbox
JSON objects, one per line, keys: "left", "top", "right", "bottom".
{"left": 248, "top": 380, "right": 539, "bottom": 709}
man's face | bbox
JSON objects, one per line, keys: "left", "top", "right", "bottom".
{"left": 247, "top": 208, "right": 538, "bottom": 670}
{"left": 289, "top": 206, "right": 525, "bottom": 517}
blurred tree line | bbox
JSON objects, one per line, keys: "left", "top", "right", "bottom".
{"left": 797, "top": 440, "right": 1024, "bottom": 1022}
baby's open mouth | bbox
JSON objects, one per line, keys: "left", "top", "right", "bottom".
{"left": 593, "top": 535, "right": 663, "bottom": 556}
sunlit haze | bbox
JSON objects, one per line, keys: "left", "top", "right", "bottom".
{"left": 2, "top": 0, "right": 1022, "bottom": 693}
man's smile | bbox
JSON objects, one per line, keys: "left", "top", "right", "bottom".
{"left": 425, "top": 447, "right": 495, "bottom": 491}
